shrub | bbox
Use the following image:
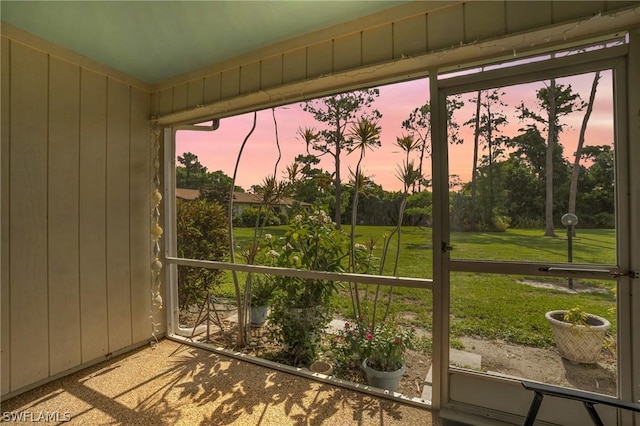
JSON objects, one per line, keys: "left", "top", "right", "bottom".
{"left": 262, "top": 210, "right": 349, "bottom": 365}
{"left": 236, "top": 206, "right": 280, "bottom": 227}
{"left": 176, "top": 199, "right": 228, "bottom": 310}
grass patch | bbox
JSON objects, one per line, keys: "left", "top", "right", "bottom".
{"left": 209, "top": 226, "right": 616, "bottom": 349}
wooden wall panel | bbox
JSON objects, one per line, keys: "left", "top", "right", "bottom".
{"left": 552, "top": 1, "right": 605, "bottom": 23}
{"left": 9, "top": 43, "right": 49, "bottom": 389}
{"left": 106, "top": 79, "right": 132, "bottom": 352}
{"left": 362, "top": 25, "right": 393, "bottom": 66}
{"left": 2, "top": 28, "right": 152, "bottom": 398}
{"left": 506, "top": 1, "right": 552, "bottom": 34}
{"left": 158, "top": 88, "right": 173, "bottom": 117}
{"left": 334, "top": 33, "right": 362, "bottom": 72}
{"left": 203, "top": 73, "right": 221, "bottom": 105}
{"left": 1, "top": 37, "right": 11, "bottom": 396}
{"left": 150, "top": 92, "right": 159, "bottom": 117}
{"left": 172, "top": 83, "right": 188, "bottom": 112}
{"left": 129, "top": 88, "right": 152, "bottom": 343}
{"left": 260, "top": 56, "right": 283, "bottom": 90}
{"left": 79, "top": 69, "right": 109, "bottom": 363}
{"left": 48, "top": 56, "right": 81, "bottom": 375}
{"left": 187, "top": 78, "right": 204, "bottom": 108}
{"left": 221, "top": 68, "right": 240, "bottom": 99}
{"left": 393, "top": 15, "right": 427, "bottom": 59}
{"left": 307, "top": 40, "right": 333, "bottom": 78}
{"left": 428, "top": 6, "right": 464, "bottom": 50}
{"left": 240, "top": 61, "right": 261, "bottom": 94}
{"left": 150, "top": 1, "right": 640, "bottom": 123}
{"left": 283, "top": 48, "right": 307, "bottom": 84}
{"left": 605, "top": 1, "right": 638, "bottom": 10}
{"left": 464, "top": 1, "right": 506, "bottom": 42}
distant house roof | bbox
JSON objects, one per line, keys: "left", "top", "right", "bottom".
{"left": 232, "top": 191, "right": 263, "bottom": 204}
{"left": 176, "top": 188, "right": 310, "bottom": 207}
{"left": 176, "top": 188, "right": 200, "bottom": 200}
{"left": 233, "top": 192, "right": 311, "bottom": 207}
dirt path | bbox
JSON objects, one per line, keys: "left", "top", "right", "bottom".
{"left": 455, "top": 336, "right": 616, "bottom": 396}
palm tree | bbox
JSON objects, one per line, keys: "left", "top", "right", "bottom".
{"left": 346, "top": 118, "right": 381, "bottom": 319}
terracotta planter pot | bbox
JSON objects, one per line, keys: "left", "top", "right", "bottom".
{"left": 362, "top": 359, "right": 405, "bottom": 392}
{"left": 309, "top": 360, "right": 333, "bottom": 375}
{"left": 545, "top": 310, "right": 610, "bottom": 364}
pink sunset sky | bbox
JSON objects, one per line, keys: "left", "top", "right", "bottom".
{"left": 176, "top": 70, "right": 613, "bottom": 192}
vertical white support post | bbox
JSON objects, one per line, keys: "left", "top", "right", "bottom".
{"left": 626, "top": 29, "right": 640, "bottom": 424}
{"left": 163, "top": 127, "right": 179, "bottom": 336}
{"left": 430, "top": 69, "right": 450, "bottom": 410}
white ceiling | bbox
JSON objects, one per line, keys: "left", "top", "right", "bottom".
{"left": 1, "top": 1, "right": 406, "bottom": 84}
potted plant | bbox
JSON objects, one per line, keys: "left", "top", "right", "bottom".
{"left": 333, "top": 320, "right": 415, "bottom": 392}
{"left": 545, "top": 307, "right": 611, "bottom": 364}
{"left": 264, "top": 210, "right": 348, "bottom": 366}
{"left": 249, "top": 275, "right": 275, "bottom": 326}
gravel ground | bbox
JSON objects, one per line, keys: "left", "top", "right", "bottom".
{"left": 1, "top": 339, "right": 436, "bottom": 425}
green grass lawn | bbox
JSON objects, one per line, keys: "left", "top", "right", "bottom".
{"left": 214, "top": 226, "right": 617, "bottom": 348}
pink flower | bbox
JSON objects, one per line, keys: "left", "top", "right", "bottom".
{"left": 365, "top": 333, "right": 373, "bottom": 341}
{"left": 344, "top": 322, "right": 350, "bottom": 328}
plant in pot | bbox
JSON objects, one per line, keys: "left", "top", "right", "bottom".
{"left": 333, "top": 320, "right": 415, "bottom": 392}
{"left": 545, "top": 306, "right": 611, "bottom": 364}
{"left": 266, "top": 210, "right": 348, "bottom": 366}
{"left": 249, "top": 275, "right": 275, "bottom": 326}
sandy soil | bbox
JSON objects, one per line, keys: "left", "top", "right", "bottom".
{"left": 183, "top": 304, "right": 617, "bottom": 400}
{"left": 455, "top": 336, "right": 617, "bottom": 396}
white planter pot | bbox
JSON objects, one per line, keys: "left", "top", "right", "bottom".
{"left": 545, "top": 310, "right": 610, "bottom": 364}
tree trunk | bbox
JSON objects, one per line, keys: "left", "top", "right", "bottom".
{"left": 334, "top": 144, "right": 342, "bottom": 229}
{"left": 471, "top": 90, "right": 481, "bottom": 201}
{"left": 333, "top": 117, "right": 343, "bottom": 229}
{"left": 417, "top": 136, "right": 427, "bottom": 193}
{"left": 568, "top": 72, "right": 600, "bottom": 217}
{"left": 544, "top": 80, "right": 557, "bottom": 237}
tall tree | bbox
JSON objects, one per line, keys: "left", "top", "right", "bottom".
{"left": 568, "top": 71, "right": 601, "bottom": 219}
{"left": 346, "top": 118, "right": 381, "bottom": 318}
{"left": 200, "top": 170, "right": 239, "bottom": 205}
{"left": 469, "top": 90, "right": 482, "bottom": 201}
{"left": 298, "top": 89, "right": 381, "bottom": 228}
{"left": 464, "top": 89, "right": 508, "bottom": 229}
{"left": 176, "top": 152, "right": 208, "bottom": 189}
{"left": 518, "top": 81, "right": 584, "bottom": 236}
{"left": 572, "top": 145, "right": 614, "bottom": 227}
{"left": 286, "top": 154, "right": 332, "bottom": 205}
{"left": 401, "top": 96, "right": 464, "bottom": 192}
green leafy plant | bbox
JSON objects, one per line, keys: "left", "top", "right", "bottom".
{"left": 333, "top": 320, "right": 415, "bottom": 372}
{"left": 176, "top": 199, "right": 228, "bottom": 310}
{"left": 563, "top": 306, "right": 590, "bottom": 327}
{"left": 262, "top": 209, "right": 351, "bottom": 365}
{"left": 250, "top": 275, "right": 275, "bottom": 307}
{"left": 331, "top": 320, "right": 371, "bottom": 370}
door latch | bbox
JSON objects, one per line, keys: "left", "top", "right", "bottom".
{"left": 610, "top": 270, "right": 639, "bottom": 279}
{"left": 441, "top": 242, "right": 453, "bottom": 253}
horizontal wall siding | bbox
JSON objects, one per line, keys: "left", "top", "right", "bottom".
{"left": 151, "top": 1, "right": 639, "bottom": 120}
{"left": 1, "top": 37, "right": 154, "bottom": 397}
